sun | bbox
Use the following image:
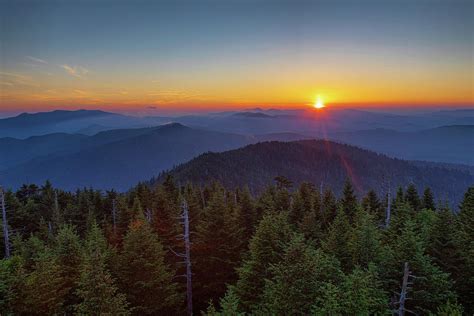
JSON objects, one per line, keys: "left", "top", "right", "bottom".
{"left": 313, "top": 95, "right": 325, "bottom": 109}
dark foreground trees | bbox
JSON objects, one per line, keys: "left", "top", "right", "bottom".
{"left": 0, "top": 178, "right": 472, "bottom": 314}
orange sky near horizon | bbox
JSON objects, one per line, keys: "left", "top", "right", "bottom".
{"left": 1, "top": 61, "right": 473, "bottom": 113}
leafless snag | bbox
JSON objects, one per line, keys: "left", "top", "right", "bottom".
{"left": 1, "top": 186, "right": 10, "bottom": 258}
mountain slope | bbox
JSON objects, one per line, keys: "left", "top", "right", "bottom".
{"left": 0, "top": 126, "right": 168, "bottom": 170}
{"left": 0, "top": 124, "right": 256, "bottom": 190}
{"left": 156, "top": 140, "right": 473, "bottom": 205}
{"left": 331, "top": 125, "right": 474, "bottom": 165}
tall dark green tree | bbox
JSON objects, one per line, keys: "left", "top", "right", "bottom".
{"left": 233, "top": 212, "right": 293, "bottom": 312}
{"left": 116, "top": 214, "right": 180, "bottom": 315}
{"left": 340, "top": 179, "right": 358, "bottom": 223}
{"left": 322, "top": 209, "right": 352, "bottom": 271}
{"left": 258, "top": 234, "right": 342, "bottom": 315}
{"left": 53, "top": 225, "right": 82, "bottom": 313}
{"left": 361, "top": 189, "right": 384, "bottom": 223}
{"left": 456, "top": 186, "right": 474, "bottom": 313}
{"left": 75, "top": 223, "right": 129, "bottom": 315}
{"left": 422, "top": 187, "right": 436, "bottom": 210}
{"left": 405, "top": 184, "right": 421, "bottom": 212}
{"left": 193, "top": 184, "right": 245, "bottom": 312}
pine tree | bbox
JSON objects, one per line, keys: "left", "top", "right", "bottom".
{"left": 322, "top": 208, "right": 352, "bottom": 271}
{"left": 233, "top": 212, "right": 293, "bottom": 312}
{"left": 340, "top": 179, "right": 358, "bottom": 223}
{"left": 388, "top": 221, "right": 456, "bottom": 314}
{"left": 236, "top": 186, "right": 258, "bottom": 241}
{"left": 361, "top": 189, "right": 384, "bottom": 223}
{"left": 427, "top": 207, "right": 462, "bottom": 280}
{"left": 405, "top": 183, "right": 421, "bottom": 212}
{"left": 75, "top": 223, "right": 129, "bottom": 315}
{"left": 422, "top": 187, "right": 436, "bottom": 210}
{"left": 117, "top": 197, "right": 142, "bottom": 237}
{"left": 193, "top": 184, "right": 245, "bottom": 312}
{"left": 258, "top": 234, "right": 342, "bottom": 315}
{"left": 348, "top": 211, "right": 383, "bottom": 269}
{"left": 116, "top": 214, "right": 180, "bottom": 315}
{"left": 320, "top": 189, "right": 337, "bottom": 231}
{"left": 0, "top": 256, "right": 25, "bottom": 314}
{"left": 456, "top": 186, "right": 474, "bottom": 313}
{"left": 204, "top": 289, "right": 245, "bottom": 316}
{"left": 313, "top": 266, "right": 388, "bottom": 315}
{"left": 22, "top": 248, "right": 68, "bottom": 315}
{"left": 289, "top": 182, "right": 316, "bottom": 227}
{"left": 53, "top": 225, "right": 82, "bottom": 313}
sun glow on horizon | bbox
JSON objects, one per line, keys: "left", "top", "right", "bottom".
{"left": 314, "top": 96, "right": 325, "bottom": 109}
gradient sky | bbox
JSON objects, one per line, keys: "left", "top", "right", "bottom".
{"left": 0, "top": 0, "right": 473, "bottom": 114}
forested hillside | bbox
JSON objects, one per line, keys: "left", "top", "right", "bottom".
{"left": 155, "top": 140, "right": 473, "bottom": 205}
{"left": 0, "top": 178, "right": 473, "bottom": 314}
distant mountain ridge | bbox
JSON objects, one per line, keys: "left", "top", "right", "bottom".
{"left": 154, "top": 140, "right": 473, "bottom": 205}
{"left": 331, "top": 125, "right": 474, "bottom": 165}
{"left": 0, "top": 109, "right": 168, "bottom": 138}
{"left": 0, "top": 123, "right": 314, "bottom": 191}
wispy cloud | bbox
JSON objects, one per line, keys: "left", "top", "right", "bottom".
{"left": 147, "top": 89, "right": 207, "bottom": 103}
{"left": 60, "top": 64, "right": 89, "bottom": 78}
{"left": 73, "top": 89, "right": 87, "bottom": 95}
{"left": 0, "top": 72, "right": 39, "bottom": 87}
{"left": 26, "top": 56, "right": 48, "bottom": 64}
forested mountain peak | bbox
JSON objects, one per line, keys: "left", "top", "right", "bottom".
{"left": 156, "top": 139, "right": 473, "bottom": 205}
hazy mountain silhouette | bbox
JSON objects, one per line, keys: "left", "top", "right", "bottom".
{"left": 0, "top": 123, "right": 313, "bottom": 191}
{"left": 331, "top": 125, "right": 474, "bottom": 165}
{"left": 0, "top": 109, "right": 168, "bottom": 138}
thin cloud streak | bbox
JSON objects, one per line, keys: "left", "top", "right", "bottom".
{"left": 26, "top": 56, "right": 48, "bottom": 64}
{"left": 60, "top": 64, "right": 89, "bottom": 78}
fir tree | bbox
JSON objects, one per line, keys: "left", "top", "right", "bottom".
{"left": 75, "top": 223, "right": 129, "bottom": 315}
{"left": 427, "top": 207, "right": 462, "bottom": 281}
{"left": 320, "top": 189, "right": 337, "bottom": 231}
{"left": 340, "top": 179, "right": 358, "bottom": 223}
{"left": 312, "top": 266, "right": 387, "bottom": 315}
{"left": 22, "top": 248, "right": 68, "bottom": 315}
{"left": 348, "top": 211, "right": 383, "bottom": 269}
{"left": 116, "top": 214, "right": 180, "bottom": 315}
{"left": 456, "top": 186, "right": 474, "bottom": 313}
{"left": 236, "top": 186, "right": 258, "bottom": 241}
{"left": 258, "top": 234, "right": 342, "bottom": 315}
{"left": 53, "top": 225, "right": 82, "bottom": 313}
{"left": 233, "top": 212, "right": 293, "bottom": 312}
{"left": 193, "top": 184, "right": 245, "bottom": 312}
{"left": 405, "top": 183, "right": 421, "bottom": 212}
{"left": 322, "top": 208, "right": 352, "bottom": 271}
{"left": 361, "top": 189, "right": 383, "bottom": 223}
{"left": 422, "top": 187, "right": 436, "bottom": 210}
{"left": 388, "top": 221, "right": 456, "bottom": 314}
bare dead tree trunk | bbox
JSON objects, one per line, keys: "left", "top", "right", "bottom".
{"left": 145, "top": 208, "right": 152, "bottom": 223}
{"left": 54, "top": 189, "right": 59, "bottom": 213}
{"left": 200, "top": 186, "right": 206, "bottom": 208}
{"left": 182, "top": 199, "right": 193, "bottom": 316}
{"left": 398, "top": 262, "right": 409, "bottom": 316}
{"left": 395, "top": 262, "right": 416, "bottom": 315}
{"left": 1, "top": 187, "right": 10, "bottom": 258}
